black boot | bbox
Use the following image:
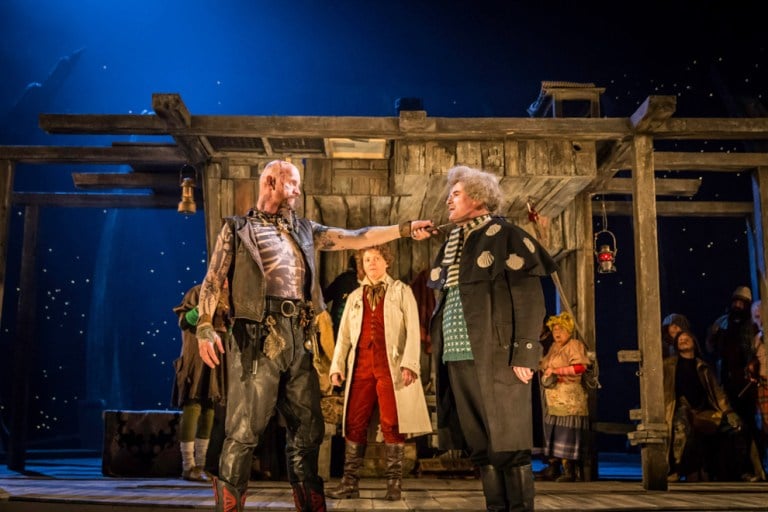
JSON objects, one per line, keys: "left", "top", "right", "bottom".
{"left": 504, "top": 464, "right": 535, "bottom": 512}
{"left": 291, "top": 479, "right": 327, "bottom": 512}
{"left": 383, "top": 443, "right": 405, "bottom": 500}
{"left": 479, "top": 465, "right": 507, "bottom": 511}
{"left": 213, "top": 476, "right": 247, "bottom": 512}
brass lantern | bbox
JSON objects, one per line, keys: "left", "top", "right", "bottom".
{"left": 593, "top": 201, "right": 617, "bottom": 273}
{"left": 178, "top": 164, "right": 197, "bottom": 215}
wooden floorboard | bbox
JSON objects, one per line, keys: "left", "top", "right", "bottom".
{"left": 0, "top": 456, "right": 767, "bottom": 511}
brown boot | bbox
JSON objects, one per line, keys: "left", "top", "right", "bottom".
{"left": 326, "top": 440, "right": 366, "bottom": 499}
{"left": 383, "top": 443, "right": 405, "bottom": 500}
{"left": 555, "top": 459, "right": 576, "bottom": 482}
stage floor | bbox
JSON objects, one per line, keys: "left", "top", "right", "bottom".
{"left": 1, "top": 453, "right": 767, "bottom": 511}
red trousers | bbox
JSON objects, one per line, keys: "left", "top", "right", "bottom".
{"left": 345, "top": 340, "right": 404, "bottom": 444}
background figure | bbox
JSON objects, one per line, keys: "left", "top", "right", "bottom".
{"left": 194, "top": 159, "right": 435, "bottom": 512}
{"left": 172, "top": 281, "right": 231, "bottom": 482}
{"left": 328, "top": 245, "right": 431, "bottom": 500}
{"left": 750, "top": 300, "right": 768, "bottom": 472}
{"left": 705, "top": 286, "right": 765, "bottom": 481}
{"left": 538, "top": 312, "right": 590, "bottom": 483}
{"left": 663, "top": 330, "right": 742, "bottom": 482}
{"left": 662, "top": 313, "right": 692, "bottom": 358}
{"left": 323, "top": 255, "right": 359, "bottom": 340}
{"left": 427, "top": 165, "right": 557, "bottom": 512}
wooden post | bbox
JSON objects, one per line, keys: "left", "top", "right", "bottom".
{"left": 0, "top": 160, "right": 13, "bottom": 325}
{"left": 575, "top": 192, "right": 598, "bottom": 480}
{"left": 751, "top": 168, "right": 768, "bottom": 321}
{"left": 203, "top": 161, "right": 223, "bottom": 256}
{"left": 8, "top": 205, "right": 39, "bottom": 471}
{"left": 630, "top": 135, "right": 667, "bottom": 490}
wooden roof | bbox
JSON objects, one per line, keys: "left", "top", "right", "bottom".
{"left": 2, "top": 92, "right": 768, "bottom": 221}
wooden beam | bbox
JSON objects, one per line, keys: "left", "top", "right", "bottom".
{"left": 192, "top": 115, "right": 633, "bottom": 140}
{"left": 597, "top": 177, "right": 701, "bottom": 197}
{"left": 589, "top": 96, "right": 677, "bottom": 194}
{"left": 630, "top": 96, "right": 677, "bottom": 133}
{"left": 12, "top": 192, "right": 179, "bottom": 208}
{"left": 37, "top": 106, "right": 633, "bottom": 140}
{"left": 0, "top": 145, "right": 185, "bottom": 165}
{"left": 151, "top": 93, "right": 210, "bottom": 165}
{"left": 595, "top": 139, "right": 633, "bottom": 174}
{"left": 39, "top": 113, "right": 170, "bottom": 135}
{"left": 653, "top": 151, "right": 768, "bottom": 170}
{"left": 31, "top": 107, "right": 768, "bottom": 142}
{"left": 601, "top": 200, "right": 752, "bottom": 217}
{"left": 654, "top": 118, "right": 768, "bottom": 140}
{"left": 72, "top": 172, "right": 180, "bottom": 190}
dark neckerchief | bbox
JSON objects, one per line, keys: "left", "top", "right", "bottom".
{"left": 249, "top": 207, "right": 294, "bottom": 233}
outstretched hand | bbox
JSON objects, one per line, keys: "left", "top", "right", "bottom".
{"left": 410, "top": 220, "right": 438, "bottom": 241}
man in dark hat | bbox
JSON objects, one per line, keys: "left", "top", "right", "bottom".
{"left": 705, "top": 286, "right": 765, "bottom": 481}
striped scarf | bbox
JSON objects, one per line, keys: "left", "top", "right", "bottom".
{"left": 441, "top": 214, "right": 490, "bottom": 288}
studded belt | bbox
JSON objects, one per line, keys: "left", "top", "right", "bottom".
{"left": 265, "top": 296, "right": 311, "bottom": 318}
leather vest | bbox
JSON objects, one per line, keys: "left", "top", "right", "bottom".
{"left": 226, "top": 215, "right": 325, "bottom": 322}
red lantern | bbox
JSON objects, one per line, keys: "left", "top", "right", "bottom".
{"left": 594, "top": 231, "right": 617, "bottom": 274}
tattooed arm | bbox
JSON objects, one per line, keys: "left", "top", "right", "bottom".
{"left": 196, "top": 222, "right": 235, "bottom": 367}
{"left": 312, "top": 220, "right": 436, "bottom": 251}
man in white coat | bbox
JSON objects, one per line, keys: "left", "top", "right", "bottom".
{"left": 328, "top": 244, "right": 432, "bottom": 500}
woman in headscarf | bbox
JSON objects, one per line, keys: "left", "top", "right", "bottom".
{"left": 538, "top": 311, "right": 590, "bottom": 482}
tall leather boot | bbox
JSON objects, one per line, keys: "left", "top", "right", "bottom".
{"left": 503, "top": 464, "right": 535, "bottom": 512}
{"left": 556, "top": 459, "right": 576, "bottom": 482}
{"left": 383, "top": 443, "right": 405, "bottom": 500}
{"left": 291, "top": 479, "right": 327, "bottom": 512}
{"left": 326, "top": 440, "right": 366, "bottom": 499}
{"left": 479, "top": 465, "right": 507, "bottom": 511}
{"left": 213, "top": 476, "right": 247, "bottom": 512}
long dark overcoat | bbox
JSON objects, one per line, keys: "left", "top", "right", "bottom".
{"left": 427, "top": 216, "right": 557, "bottom": 453}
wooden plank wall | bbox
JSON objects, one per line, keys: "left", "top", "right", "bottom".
{"left": 201, "top": 137, "right": 593, "bottom": 301}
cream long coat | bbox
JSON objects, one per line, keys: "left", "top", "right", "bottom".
{"left": 329, "top": 274, "right": 433, "bottom": 437}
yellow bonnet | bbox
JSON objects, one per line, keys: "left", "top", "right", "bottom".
{"left": 546, "top": 311, "right": 575, "bottom": 334}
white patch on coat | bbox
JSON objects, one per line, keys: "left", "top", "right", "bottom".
{"left": 485, "top": 224, "right": 501, "bottom": 236}
{"left": 523, "top": 237, "right": 536, "bottom": 253}
{"left": 477, "top": 251, "right": 494, "bottom": 268}
{"left": 506, "top": 253, "right": 524, "bottom": 270}
{"left": 430, "top": 267, "right": 442, "bottom": 281}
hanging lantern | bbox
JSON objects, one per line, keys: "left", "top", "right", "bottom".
{"left": 594, "top": 238, "right": 617, "bottom": 273}
{"left": 593, "top": 201, "right": 617, "bottom": 274}
{"left": 177, "top": 164, "right": 197, "bottom": 215}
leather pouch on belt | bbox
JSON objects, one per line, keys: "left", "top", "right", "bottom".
{"left": 263, "top": 315, "right": 287, "bottom": 360}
